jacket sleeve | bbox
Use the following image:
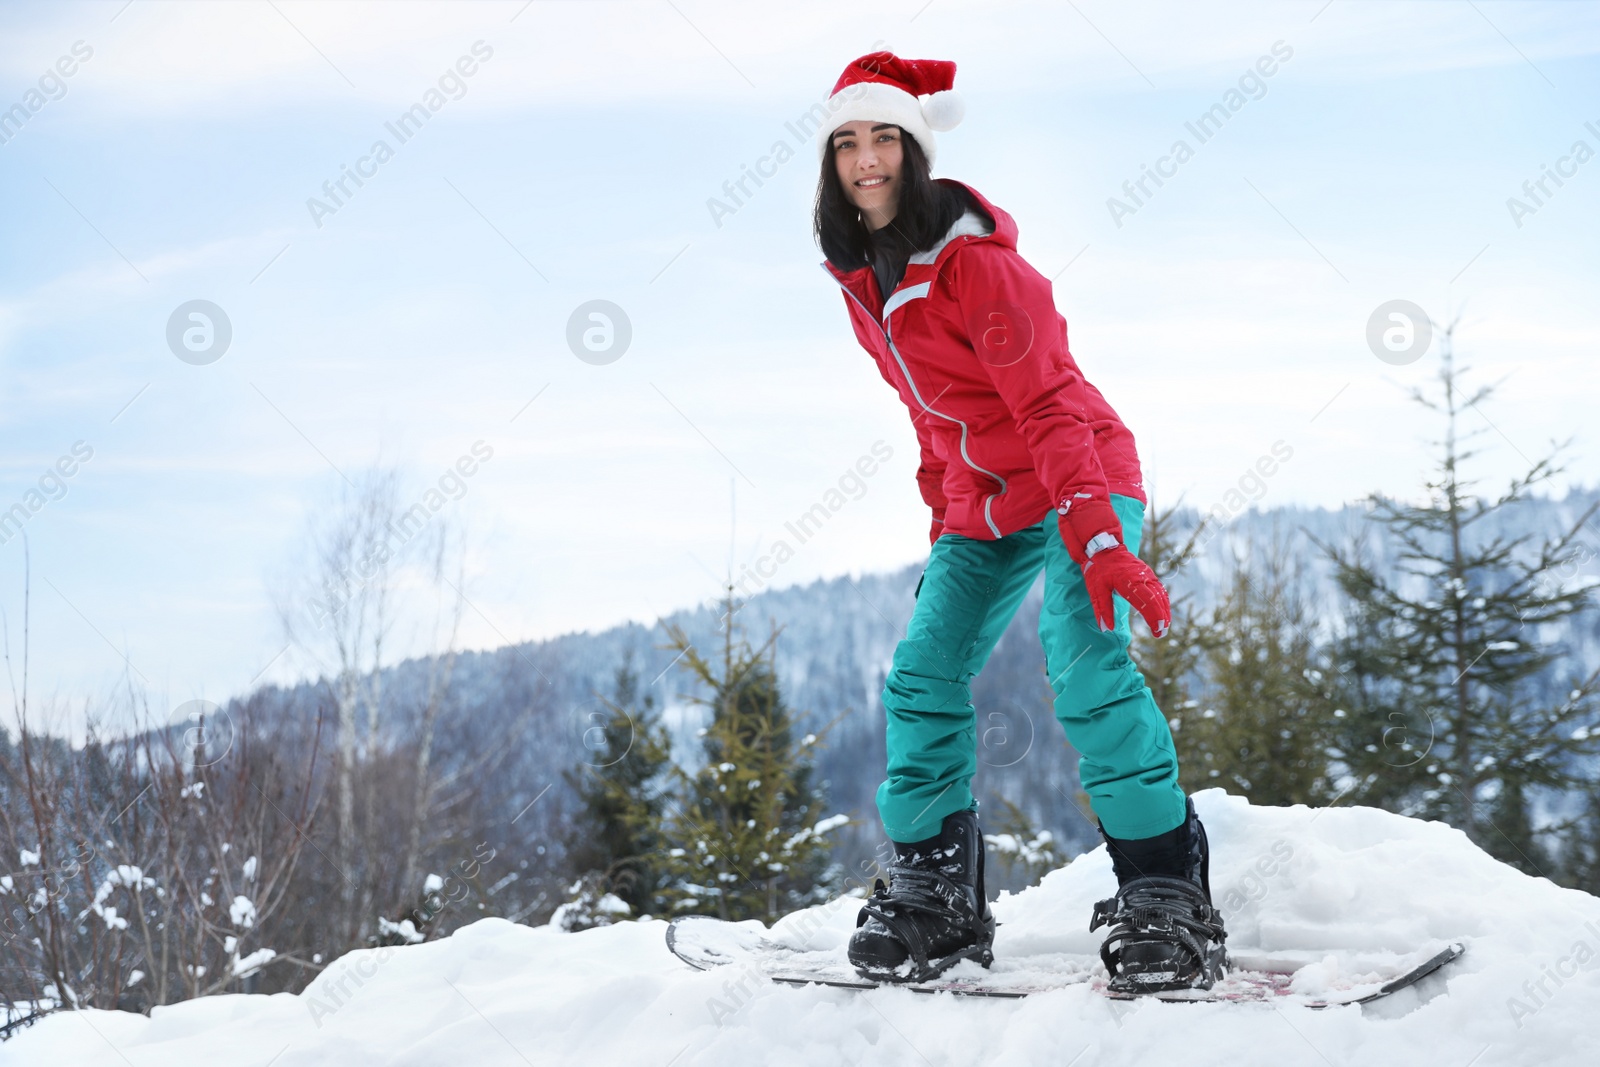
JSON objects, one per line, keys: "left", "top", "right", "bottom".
{"left": 949, "top": 241, "right": 1114, "bottom": 526}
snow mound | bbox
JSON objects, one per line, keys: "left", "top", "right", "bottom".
{"left": 5, "top": 790, "right": 1599, "bottom": 1066}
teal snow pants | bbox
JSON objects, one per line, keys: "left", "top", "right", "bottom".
{"left": 876, "top": 493, "right": 1187, "bottom": 843}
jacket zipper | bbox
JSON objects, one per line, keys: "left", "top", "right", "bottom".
{"left": 821, "top": 262, "right": 1008, "bottom": 538}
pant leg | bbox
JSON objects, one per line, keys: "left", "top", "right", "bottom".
{"left": 877, "top": 524, "right": 1047, "bottom": 842}
{"left": 1038, "top": 494, "right": 1187, "bottom": 840}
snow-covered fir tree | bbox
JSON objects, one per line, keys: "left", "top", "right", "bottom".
{"left": 1180, "top": 536, "right": 1344, "bottom": 806}
{"left": 560, "top": 653, "right": 673, "bottom": 917}
{"left": 657, "top": 587, "right": 841, "bottom": 921}
{"left": 1318, "top": 321, "right": 1600, "bottom": 869}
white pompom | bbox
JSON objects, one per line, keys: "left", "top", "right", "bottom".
{"left": 922, "top": 89, "right": 965, "bottom": 132}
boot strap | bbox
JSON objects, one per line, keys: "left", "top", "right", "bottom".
{"left": 1091, "top": 876, "right": 1226, "bottom": 981}
{"left": 858, "top": 867, "right": 976, "bottom": 975}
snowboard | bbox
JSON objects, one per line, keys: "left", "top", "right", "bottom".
{"left": 665, "top": 914, "right": 1465, "bottom": 1006}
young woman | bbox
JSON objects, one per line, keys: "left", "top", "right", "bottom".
{"left": 813, "top": 53, "right": 1227, "bottom": 992}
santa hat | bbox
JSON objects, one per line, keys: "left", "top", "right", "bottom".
{"left": 815, "top": 51, "right": 965, "bottom": 169}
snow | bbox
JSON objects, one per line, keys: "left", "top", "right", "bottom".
{"left": 377, "top": 917, "right": 425, "bottom": 945}
{"left": 548, "top": 891, "right": 632, "bottom": 932}
{"left": 812, "top": 813, "right": 851, "bottom": 836}
{"left": 231, "top": 950, "right": 277, "bottom": 979}
{"left": 785, "top": 812, "right": 852, "bottom": 850}
{"left": 228, "top": 896, "right": 256, "bottom": 929}
{"left": 87, "top": 868, "right": 155, "bottom": 931}
{"left": 106, "top": 865, "right": 148, "bottom": 889}
{"left": 987, "top": 829, "right": 1057, "bottom": 865}
{"left": 6, "top": 790, "right": 1600, "bottom": 1066}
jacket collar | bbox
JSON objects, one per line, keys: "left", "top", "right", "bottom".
{"left": 822, "top": 180, "right": 1016, "bottom": 312}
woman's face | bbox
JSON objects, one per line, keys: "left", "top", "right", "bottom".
{"left": 831, "top": 121, "right": 903, "bottom": 230}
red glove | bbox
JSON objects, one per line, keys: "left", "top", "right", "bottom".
{"left": 1056, "top": 495, "right": 1172, "bottom": 637}
{"left": 1082, "top": 546, "right": 1171, "bottom": 636}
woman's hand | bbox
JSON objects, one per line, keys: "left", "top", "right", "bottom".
{"left": 1056, "top": 496, "right": 1172, "bottom": 637}
{"left": 1080, "top": 545, "right": 1171, "bottom": 637}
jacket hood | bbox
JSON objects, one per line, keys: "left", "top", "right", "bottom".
{"left": 942, "top": 179, "right": 1017, "bottom": 253}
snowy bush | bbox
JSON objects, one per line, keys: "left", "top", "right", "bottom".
{"left": 549, "top": 873, "right": 632, "bottom": 933}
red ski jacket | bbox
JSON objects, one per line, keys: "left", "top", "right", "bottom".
{"left": 823, "top": 180, "right": 1145, "bottom": 543}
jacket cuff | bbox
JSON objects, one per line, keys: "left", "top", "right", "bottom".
{"left": 1055, "top": 494, "right": 1122, "bottom": 565}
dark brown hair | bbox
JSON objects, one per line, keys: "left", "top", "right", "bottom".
{"left": 813, "top": 125, "right": 972, "bottom": 287}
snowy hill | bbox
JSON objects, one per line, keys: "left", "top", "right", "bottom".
{"left": 7, "top": 791, "right": 1597, "bottom": 1066}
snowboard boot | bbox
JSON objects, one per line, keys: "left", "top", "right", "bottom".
{"left": 848, "top": 807, "right": 996, "bottom": 983}
{"left": 1090, "top": 797, "right": 1228, "bottom": 994}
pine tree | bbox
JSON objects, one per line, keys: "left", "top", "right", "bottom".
{"left": 658, "top": 586, "right": 838, "bottom": 921}
{"left": 1555, "top": 791, "right": 1600, "bottom": 895}
{"left": 1318, "top": 320, "right": 1600, "bottom": 870}
{"left": 1316, "top": 521, "right": 1433, "bottom": 812}
{"left": 561, "top": 653, "right": 673, "bottom": 916}
{"left": 1481, "top": 778, "right": 1553, "bottom": 876}
{"left": 1179, "top": 535, "right": 1342, "bottom": 806}
{"left": 1131, "top": 497, "right": 1215, "bottom": 757}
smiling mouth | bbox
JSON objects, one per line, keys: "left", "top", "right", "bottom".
{"left": 855, "top": 176, "right": 890, "bottom": 189}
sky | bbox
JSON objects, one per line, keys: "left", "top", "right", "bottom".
{"left": 0, "top": 0, "right": 1597, "bottom": 727}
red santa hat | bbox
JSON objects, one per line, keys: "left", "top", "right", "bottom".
{"left": 815, "top": 51, "right": 965, "bottom": 169}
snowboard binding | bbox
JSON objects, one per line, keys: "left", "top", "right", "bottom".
{"left": 848, "top": 808, "right": 996, "bottom": 983}
{"left": 1091, "top": 798, "right": 1228, "bottom": 994}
